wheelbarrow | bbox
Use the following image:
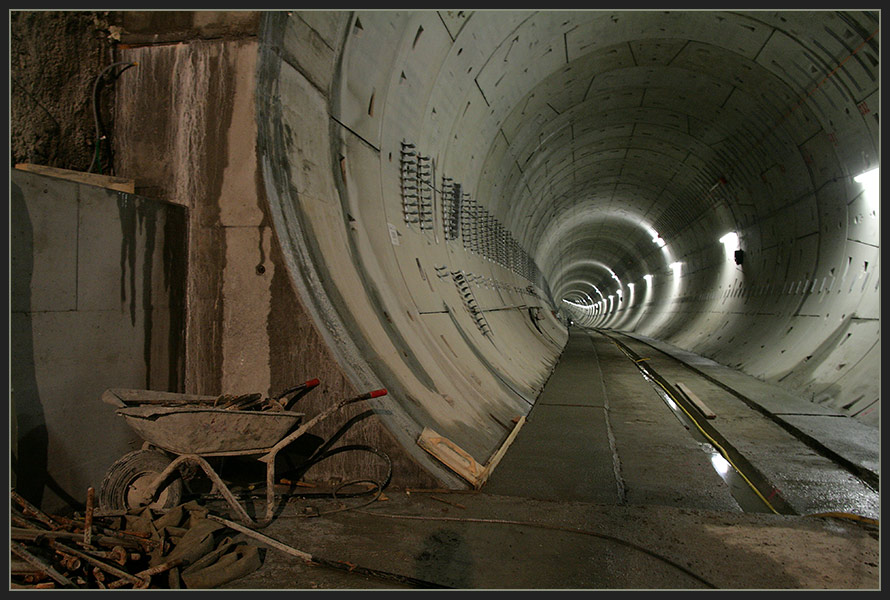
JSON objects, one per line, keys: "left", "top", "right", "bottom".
{"left": 98, "top": 380, "right": 387, "bottom": 528}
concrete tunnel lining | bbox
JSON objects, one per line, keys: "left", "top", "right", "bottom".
{"left": 256, "top": 10, "right": 879, "bottom": 487}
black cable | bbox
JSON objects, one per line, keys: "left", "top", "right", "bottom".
{"left": 88, "top": 61, "right": 136, "bottom": 174}
{"left": 355, "top": 508, "right": 718, "bottom": 589}
{"left": 274, "top": 445, "right": 392, "bottom": 517}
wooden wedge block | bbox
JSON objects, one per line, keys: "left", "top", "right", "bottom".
{"left": 675, "top": 382, "right": 716, "bottom": 419}
{"left": 417, "top": 427, "right": 485, "bottom": 487}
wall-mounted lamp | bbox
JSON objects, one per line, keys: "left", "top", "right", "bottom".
{"left": 854, "top": 167, "right": 879, "bottom": 211}
{"left": 719, "top": 232, "right": 739, "bottom": 258}
{"left": 669, "top": 261, "right": 682, "bottom": 276}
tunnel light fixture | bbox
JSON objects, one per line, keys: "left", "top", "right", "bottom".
{"left": 627, "top": 282, "right": 634, "bottom": 291}
{"left": 719, "top": 231, "right": 738, "bottom": 250}
{"left": 645, "top": 225, "right": 666, "bottom": 248}
{"left": 669, "top": 261, "right": 682, "bottom": 276}
{"left": 643, "top": 274, "right": 653, "bottom": 284}
{"left": 719, "top": 232, "right": 739, "bottom": 261}
{"left": 854, "top": 167, "right": 879, "bottom": 210}
{"left": 854, "top": 166, "right": 879, "bottom": 186}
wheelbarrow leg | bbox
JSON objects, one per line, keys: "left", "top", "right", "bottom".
{"left": 256, "top": 388, "right": 389, "bottom": 526}
{"left": 140, "top": 455, "right": 258, "bottom": 527}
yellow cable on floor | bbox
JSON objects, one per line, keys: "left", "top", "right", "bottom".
{"left": 611, "top": 340, "right": 781, "bottom": 515}
{"left": 806, "top": 512, "right": 879, "bottom": 527}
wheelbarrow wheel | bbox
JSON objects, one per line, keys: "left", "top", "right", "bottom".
{"left": 99, "top": 449, "right": 183, "bottom": 511}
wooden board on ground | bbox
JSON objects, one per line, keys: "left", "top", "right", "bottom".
{"left": 676, "top": 382, "right": 717, "bottom": 419}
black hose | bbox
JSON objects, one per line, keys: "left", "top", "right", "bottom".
{"left": 88, "top": 61, "right": 136, "bottom": 174}
{"left": 355, "top": 509, "right": 718, "bottom": 589}
{"left": 292, "top": 444, "right": 393, "bottom": 497}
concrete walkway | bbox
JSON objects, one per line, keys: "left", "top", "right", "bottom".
{"left": 483, "top": 330, "right": 622, "bottom": 504}
{"left": 485, "top": 329, "right": 742, "bottom": 512}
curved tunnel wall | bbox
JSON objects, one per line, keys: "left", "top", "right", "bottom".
{"left": 257, "top": 11, "right": 879, "bottom": 484}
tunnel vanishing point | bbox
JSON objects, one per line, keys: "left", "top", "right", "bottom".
{"left": 250, "top": 11, "right": 879, "bottom": 485}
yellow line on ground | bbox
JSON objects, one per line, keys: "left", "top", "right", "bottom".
{"left": 610, "top": 339, "right": 780, "bottom": 515}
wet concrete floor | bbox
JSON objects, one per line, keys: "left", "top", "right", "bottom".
{"left": 220, "top": 328, "right": 879, "bottom": 590}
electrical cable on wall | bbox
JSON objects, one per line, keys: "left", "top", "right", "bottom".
{"left": 89, "top": 61, "right": 137, "bottom": 175}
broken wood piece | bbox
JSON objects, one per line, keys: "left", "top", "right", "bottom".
{"left": 476, "top": 415, "right": 526, "bottom": 488}
{"left": 416, "top": 416, "right": 526, "bottom": 489}
{"left": 675, "top": 382, "right": 717, "bottom": 419}
{"left": 15, "top": 163, "right": 136, "bottom": 194}
{"left": 416, "top": 427, "right": 485, "bottom": 487}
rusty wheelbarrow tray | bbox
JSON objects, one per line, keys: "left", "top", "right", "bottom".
{"left": 112, "top": 404, "right": 305, "bottom": 455}
{"left": 100, "top": 384, "right": 387, "bottom": 529}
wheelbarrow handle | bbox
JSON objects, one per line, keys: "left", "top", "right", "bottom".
{"left": 254, "top": 387, "right": 388, "bottom": 527}
{"left": 273, "top": 378, "right": 321, "bottom": 407}
{"left": 263, "top": 388, "right": 387, "bottom": 460}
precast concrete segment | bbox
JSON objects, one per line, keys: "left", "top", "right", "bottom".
{"left": 601, "top": 330, "right": 879, "bottom": 520}
{"left": 584, "top": 331, "right": 743, "bottom": 512}
{"left": 258, "top": 11, "right": 879, "bottom": 486}
{"left": 617, "top": 331, "right": 880, "bottom": 491}
{"left": 257, "top": 11, "right": 568, "bottom": 486}
{"left": 483, "top": 331, "right": 620, "bottom": 503}
{"left": 484, "top": 330, "right": 743, "bottom": 512}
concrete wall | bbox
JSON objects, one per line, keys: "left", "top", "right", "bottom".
{"left": 11, "top": 169, "right": 187, "bottom": 513}
{"left": 257, "top": 12, "right": 568, "bottom": 487}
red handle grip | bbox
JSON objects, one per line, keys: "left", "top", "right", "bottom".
{"left": 369, "top": 388, "right": 388, "bottom": 398}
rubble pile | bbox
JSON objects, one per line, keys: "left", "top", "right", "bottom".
{"left": 10, "top": 490, "right": 262, "bottom": 589}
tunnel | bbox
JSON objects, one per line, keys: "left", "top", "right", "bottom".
{"left": 254, "top": 11, "right": 879, "bottom": 487}
{"left": 10, "top": 9, "right": 880, "bottom": 589}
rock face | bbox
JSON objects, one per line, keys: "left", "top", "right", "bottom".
{"left": 10, "top": 11, "right": 118, "bottom": 171}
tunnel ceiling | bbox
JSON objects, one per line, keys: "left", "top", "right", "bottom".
{"left": 437, "top": 10, "right": 879, "bottom": 301}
